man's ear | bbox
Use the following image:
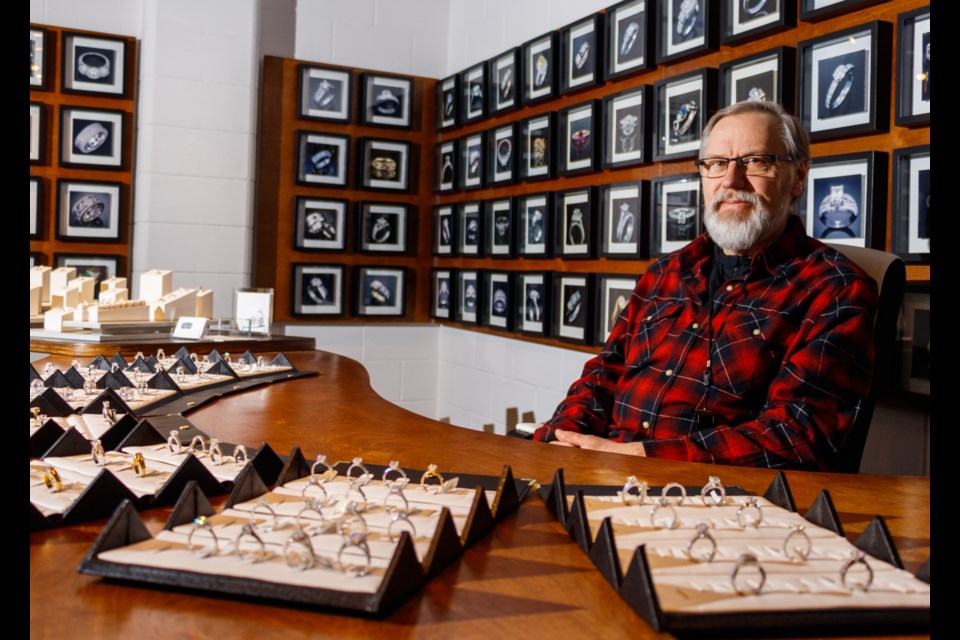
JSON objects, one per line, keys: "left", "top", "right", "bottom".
{"left": 790, "top": 160, "right": 809, "bottom": 199}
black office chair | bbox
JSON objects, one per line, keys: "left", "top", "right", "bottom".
{"left": 825, "top": 243, "right": 907, "bottom": 473}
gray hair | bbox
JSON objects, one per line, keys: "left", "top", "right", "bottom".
{"left": 700, "top": 101, "right": 810, "bottom": 163}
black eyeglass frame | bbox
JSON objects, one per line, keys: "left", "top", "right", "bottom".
{"left": 694, "top": 154, "right": 794, "bottom": 177}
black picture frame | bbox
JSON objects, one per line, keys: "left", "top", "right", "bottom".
{"left": 558, "top": 100, "right": 600, "bottom": 175}
{"left": 553, "top": 272, "right": 594, "bottom": 345}
{"left": 890, "top": 145, "right": 930, "bottom": 263}
{"left": 482, "top": 270, "right": 514, "bottom": 331}
{"left": 560, "top": 13, "right": 602, "bottom": 95}
{"left": 556, "top": 187, "right": 597, "bottom": 259}
{"left": 719, "top": 46, "right": 796, "bottom": 110}
{"left": 291, "top": 263, "right": 345, "bottom": 317}
{"left": 488, "top": 47, "right": 520, "bottom": 115}
{"left": 358, "top": 138, "right": 413, "bottom": 192}
{"left": 30, "top": 102, "right": 45, "bottom": 165}
{"left": 436, "top": 74, "right": 460, "bottom": 130}
{"left": 898, "top": 287, "right": 930, "bottom": 396}
{"left": 456, "top": 201, "right": 482, "bottom": 256}
{"left": 516, "top": 271, "right": 551, "bottom": 337}
{"left": 432, "top": 205, "right": 456, "bottom": 256}
{"left": 599, "top": 180, "right": 647, "bottom": 258}
{"left": 359, "top": 72, "right": 413, "bottom": 129}
{"left": 800, "top": 0, "right": 890, "bottom": 23}
{"left": 296, "top": 131, "right": 350, "bottom": 187}
{"left": 520, "top": 112, "right": 555, "bottom": 181}
{"left": 436, "top": 139, "right": 458, "bottom": 193}
{"left": 30, "top": 252, "right": 43, "bottom": 269}
{"left": 431, "top": 268, "right": 456, "bottom": 320}
{"left": 604, "top": 0, "right": 655, "bottom": 81}
{"left": 594, "top": 273, "right": 639, "bottom": 344}
{"left": 455, "top": 269, "right": 481, "bottom": 324}
{"left": 798, "top": 21, "right": 891, "bottom": 142}
{"left": 649, "top": 173, "right": 701, "bottom": 257}
{"left": 517, "top": 192, "right": 552, "bottom": 257}
{"left": 894, "top": 7, "right": 930, "bottom": 128}
{"left": 293, "top": 196, "right": 349, "bottom": 251}
{"left": 354, "top": 266, "right": 407, "bottom": 317}
{"left": 459, "top": 131, "right": 485, "bottom": 191}
{"left": 484, "top": 197, "right": 515, "bottom": 258}
{"left": 30, "top": 26, "right": 49, "bottom": 90}
{"left": 521, "top": 31, "right": 558, "bottom": 105}
{"left": 601, "top": 85, "right": 650, "bottom": 169}
{"left": 486, "top": 122, "right": 517, "bottom": 186}
{"left": 61, "top": 31, "right": 129, "bottom": 97}
{"left": 655, "top": 0, "right": 718, "bottom": 65}
{"left": 357, "top": 202, "right": 409, "bottom": 253}
{"left": 298, "top": 64, "right": 353, "bottom": 122}
{"left": 721, "top": 0, "right": 796, "bottom": 45}
{"left": 653, "top": 68, "right": 716, "bottom": 161}
{"left": 30, "top": 177, "right": 43, "bottom": 240}
{"left": 460, "top": 61, "right": 487, "bottom": 124}
{"left": 800, "top": 151, "right": 887, "bottom": 249}
{"left": 53, "top": 253, "right": 120, "bottom": 284}
{"left": 58, "top": 106, "right": 126, "bottom": 169}
{"left": 56, "top": 178, "right": 124, "bottom": 243}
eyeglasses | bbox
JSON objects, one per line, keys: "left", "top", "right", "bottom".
{"left": 694, "top": 155, "right": 793, "bottom": 178}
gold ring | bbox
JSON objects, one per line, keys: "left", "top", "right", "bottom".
{"left": 419, "top": 463, "right": 444, "bottom": 490}
{"left": 132, "top": 452, "right": 147, "bottom": 477}
{"left": 43, "top": 467, "right": 62, "bottom": 493}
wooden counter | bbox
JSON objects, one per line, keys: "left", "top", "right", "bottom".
{"left": 29, "top": 350, "right": 931, "bottom": 638}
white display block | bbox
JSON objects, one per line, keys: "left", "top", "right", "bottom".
{"left": 50, "top": 287, "right": 80, "bottom": 310}
{"left": 71, "top": 303, "right": 91, "bottom": 322}
{"left": 150, "top": 288, "right": 198, "bottom": 321}
{"left": 101, "top": 276, "right": 128, "bottom": 291}
{"left": 69, "top": 276, "right": 97, "bottom": 304}
{"left": 30, "top": 266, "right": 52, "bottom": 303}
{"left": 140, "top": 269, "right": 173, "bottom": 302}
{"left": 30, "top": 284, "right": 42, "bottom": 316}
{"left": 89, "top": 300, "right": 150, "bottom": 323}
{"left": 50, "top": 267, "right": 77, "bottom": 298}
{"left": 44, "top": 307, "right": 73, "bottom": 332}
{"left": 99, "top": 288, "right": 129, "bottom": 304}
{"left": 196, "top": 288, "right": 214, "bottom": 319}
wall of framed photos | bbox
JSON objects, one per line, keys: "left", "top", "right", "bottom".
{"left": 29, "top": 23, "right": 138, "bottom": 284}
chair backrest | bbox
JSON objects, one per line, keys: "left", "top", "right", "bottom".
{"left": 824, "top": 243, "right": 907, "bottom": 473}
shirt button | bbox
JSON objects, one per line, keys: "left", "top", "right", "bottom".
{"left": 665, "top": 369, "right": 674, "bottom": 376}
{"left": 642, "top": 421, "right": 650, "bottom": 429}
{"left": 692, "top": 322, "right": 699, "bottom": 329}
{"left": 645, "top": 315, "right": 653, "bottom": 321}
{"left": 752, "top": 328, "right": 761, "bottom": 336}
{"left": 725, "top": 285, "right": 734, "bottom": 292}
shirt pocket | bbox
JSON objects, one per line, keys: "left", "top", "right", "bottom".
{"left": 627, "top": 302, "right": 687, "bottom": 368}
{"left": 710, "top": 318, "right": 788, "bottom": 400}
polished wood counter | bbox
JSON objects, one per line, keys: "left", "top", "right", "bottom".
{"left": 30, "top": 350, "right": 931, "bottom": 639}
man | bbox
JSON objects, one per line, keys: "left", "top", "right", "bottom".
{"left": 534, "top": 101, "right": 879, "bottom": 470}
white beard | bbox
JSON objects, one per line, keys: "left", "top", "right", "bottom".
{"left": 704, "top": 189, "right": 786, "bottom": 254}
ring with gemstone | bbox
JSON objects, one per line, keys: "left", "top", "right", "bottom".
{"left": 736, "top": 497, "right": 763, "bottom": 528}
{"left": 388, "top": 510, "right": 417, "bottom": 542}
{"left": 91, "top": 440, "right": 107, "bottom": 466}
{"left": 731, "top": 552, "right": 766, "bottom": 595}
{"left": 382, "top": 460, "right": 408, "bottom": 485}
{"left": 661, "top": 481, "right": 687, "bottom": 505}
{"left": 621, "top": 475, "right": 648, "bottom": 506}
{"left": 296, "top": 497, "right": 328, "bottom": 534}
{"left": 209, "top": 438, "right": 224, "bottom": 466}
{"left": 420, "top": 464, "right": 444, "bottom": 491}
{"left": 783, "top": 524, "right": 812, "bottom": 562}
{"left": 187, "top": 516, "right": 218, "bottom": 557}
{"left": 251, "top": 497, "right": 279, "bottom": 532}
{"left": 840, "top": 549, "right": 874, "bottom": 591}
{"left": 687, "top": 522, "right": 717, "bottom": 562}
{"left": 233, "top": 445, "right": 248, "bottom": 464}
{"left": 189, "top": 435, "right": 206, "bottom": 455}
{"left": 700, "top": 475, "right": 726, "bottom": 506}
{"left": 234, "top": 523, "right": 267, "bottom": 563}
{"left": 284, "top": 527, "right": 316, "bottom": 571}
{"left": 168, "top": 430, "right": 183, "bottom": 455}
{"left": 345, "top": 457, "right": 370, "bottom": 481}
{"left": 650, "top": 496, "right": 679, "bottom": 530}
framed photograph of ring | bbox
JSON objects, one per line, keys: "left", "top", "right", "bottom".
{"left": 298, "top": 64, "right": 352, "bottom": 122}
{"left": 482, "top": 270, "right": 514, "bottom": 331}
{"left": 53, "top": 253, "right": 120, "bottom": 284}
{"left": 436, "top": 139, "right": 458, "bottom": 193}
{"left": 520, "top": 112, "right": 555, "bottom": 181}
{"left": 436, "top": 74, "right": 459, "bottom": 130}
{"left": 459, "top": 131, "right": 485, "bottom": 191}
{"left": 556, "top": 187, "right": 596, "bottom": 259}
{"left": 30, "top": 102, "right": 44, "bottom": 165}
{"left": 890, "top": 145, "right": 930, "bottom": 263}
{"left": 721, "top": 0, "right": 796, "bottom": 46}
{"left": 798, "top": 21, "right": 891, "bottom": 141}
{"left": 655, "top": 0, "right": 718, "bottom": 65}
{"left": 517, "top": 192, "right": 552, "bottom": 258}
{"left": 30, "top": 177, "right": 43, "bottom": 240}
{"left": 653, "top": 68, "right": 716, "bottom": 161}
{"left": 649, "top": 173, "right": 701, "bottom": 257}
{"left": 800, "top": 151, "right": 887, "bottom": 248}
{"left": 516, "top": 271, "right": 551, "bottom": 337}
{"left": 457, "top": 201, "right": 482, "bottom": 256}
{"left": 55, "top": 179, "right": 123, "bottom": 242}
{"left": 521, "top": 31, "right": 558, "bottom": 105}
{"left": 296, "top": 131, "right": 349, "bottom": 187}
{"left": 594, "top": 273, "right": 639, "bottom": 345}
{"left": 59, "top": 106, "right": 126, "bottom": 169}
{"left": 599, "top": 180, "right": 647, "bottom": 258}
{"left": 719, "top": 46, "right": 796, "bottom": 111}
{"left": 460, "top": 62, "right": 487, "bottom": 124}
{"left": 433, "top": 205, "right": 456, "bottom": 256}
{"left": 558, "top": 100, "right": 599, "bottom": 176}
{"left": 291, "top": 263, "right": 345, "bottom": 317}
{"left": 357, "top": 202, "right": 409, "bottom": 254}
{"left": 358, "top": 138, "right": 413, "bottom": 192}
{"left": 359, "top": 72, "right": 413, "bottom": 129}
{"left": 601, "top": 85, "right": 650, "bottom": 169}
{"left": 235, "top": 287, "right": 275, "bottom": 336}
{"left": 486, "top": 122, "right": 516, "bottom": 186}
{"left": 61, "top": 31, "right": 128, "bottom": 97}
{"left": 553, "top": 272, "right": 594, "bottom": 345}
{"left": 30, "top": 252, "right": 43, "bottom": 269}
{"left": 293, "top": 196, "right": 348, "bottom": 251}
{"left": 894, "top": 7, "right": 930, "bottom": 128}
{"left": 488, "top": 47, "right": 520, "bottom": 115}
{"left": 30, "top": 26, "right": 49, "bottom": 90}
{"left": 898, "top": 287, "right": 930, "bottom": 396}
{"left": 431, "top": 268, "right": 456, "bottom": 320}
{"left": 799, "top": 0, "right": 889, "bottom": 23}
{"left": 354, "top": 266, "right": 407, "bottom": 317}
{"left": 603, "top": 0, "right": 654, "bottom": 81}
{"left": 560, "top": 13, "right": 602, "bottom": 95}
{"left": 455, "top": 269, "right": 481, "bottom": 324}
{"left": 484, "top": 197, "right": 515, "bottom": 258}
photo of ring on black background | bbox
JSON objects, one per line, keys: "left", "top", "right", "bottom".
{"left": 817, "top": 50, "right": 865, "bottom": 118}
{"left": 458, "top": 202, "right": 481, "bottom": 256}
{"left": 721, "top": 0, "right": 793, "bottom": 45}
{"left": 520, "top": 113, "right": 554, "bottom": 180}
{"left": 487, "top": 47, "right": 519, "bottom": 114}
{"left": 431, "top": 269, "right": 454, "bottom": 319}
{"left": 522, "top": 31, "right": 557, "bottom": 104}
{"left": 294, "top": 197, "right": 347, "bottom": 251}
{"left": 560, "top": 13, "right": 600, "bottom": 94}
{"left": 461, "top": 62, "right": 486, "bottom": 123}
{"left": 595, "top": 274, "right": 638, "bottom": 344}
{"left": 802, "top": 151, "right": 885, "bottom": 249}
{"left": 433, "top": 205, "right": 455, "bottom": 256}
{"left": 456, "top": 270, "right": 480, "bottom": 323}
{"left": 517, "top": 272, "right": 550, "bottom": 336}
{"left": 655, "top": 69, "right": 715, "bottom": 161}
{"left": 557, "top": 187, "right": 594, "bottom": 258}
{"left": 668, "top": 89, "right": 700, "bottom": 145}
{"left": 296, "top": 131, "right": 349, "bottom": 187}
{"left": 651, "top": 173, "right": 699, "bottom": 256}
{"left": 554, "top": 273, "right": 592, "bottom": 345}
{"left": 487, "top": 122, "right": 516, "bottom": 185}
{"left": 292, "top": 264, "right": 344, "bottom": 316}
{"left": 355, "top": 266, "right": 406, "bottom": 317}
{"left": 61, "top": 32, "right": 128, "bottom": 96}
{"left": 719, "top": 47, "right": 795, "bottom": 111}
{"left": 358, "top": 202, "right": 407, "bottom": 253}
{"left": 672, "top": 0, "right": 704, "bottom": 44}
{"left": 485, "top": 198, "right": 514, "bottom": 257}
{"left": 359, "top": 138, "right": 411, "bottom": 191}
{"left": 811, "top": 175, "right": 863, "bottom": 240}
{"left": 303, "top": 272, "right": 336, "bottom": 306}
{"left": 56, "top": 179, "right": 122, "bottom": 241}
{"left": 519, "top": 192, "right": 551, "bottom": 257}
{"left": 891, "top": 144, "right": 929, "bottom": 262}
{"left": 298, "top": 65, "right": 352, "bottom": 122}
{"left": 894, "top": 7, "right": 930, "bottom": 127}
{"left": 559, "top": 101, "right": 598, "bottom": 175}
{"left": 59, "top": 107, "right": 125, "bottom": 168}
{"left": 360, "top": 72, "right": 412, "bottom": 128}
{"left": 484, "top": 271, "right": 513, "bottom": 330}
{"left": 460, "top": 133, "right": 484, "bottom": 190}
{"left": 436, "top": 139, "right": 457, "bottom": 193}
{"left": 436, "top": 74, "right": 459, "bottom": 130}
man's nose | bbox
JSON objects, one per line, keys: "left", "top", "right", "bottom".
{"left": 720, "top": 159, "right": 748, "bottom": 189}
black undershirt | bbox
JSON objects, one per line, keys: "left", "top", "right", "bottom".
{"left": 707, "top": 244, "right": 752, "bottom": 299}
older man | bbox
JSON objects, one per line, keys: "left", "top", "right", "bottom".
{"left": 534, "top": 101, "right": 879, "bottom": 470}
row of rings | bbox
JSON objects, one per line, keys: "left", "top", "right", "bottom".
{"left": 650, "top": 496, "right": 763, "bottom": 530}
{"left": 167, "top": 431, "right": 248, "bottom": 465}
{"left": 687, "top": 523, "right": 812, "bottom": 563}
{"left": 622, "top": 476, "right": 728, "bottom": 507}
{"left": 725, "top": 549, "right": 873, "bottom": 595}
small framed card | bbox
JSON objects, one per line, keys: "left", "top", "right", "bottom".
{"left": 560, "top": 13, "right": 602, "bottom": 94}
{"left": 486, "top": 122, "right": 517, "bottom": 186}
{"left": 359, "top": 72, "right": 413, "bottom": 129}
{"left": 354, "top": 266, "right": 407, "bottom": 317}
{"left": 488, "top": 47, "right": 520, "bottom": 114}
{"left": 594, "top": 273, "right": 638, "bottom": 345}
{"left": 30, "top": 102, "right": 44, "bottom": 165}
{"left": 358, "top": 138, "right": 413, "bottom": 192}
{"left": 721, "top": 0, "right": 796, "bottom": 45}
{"left": 482, "top": 270, "right": 514, "bottom": 330}
{"left": 655, "top": 0, "right": 717, "bottom": 65}
{"left": 516, "top": 271, "right": 551, "bottom": 336}
{"left": 456, "top": 202, "right": 482, "bottom": 256}
{"left": 455, "top": 269, "right": 481, "bottom": 324}
{"left": 59, "top": 106, "right": 125, "bottom": 169}
{"left": 601, "top": 85, "right": 650, "bottom": 169}
{"left": 30, "top": 177, "right": 43, "bottom": 240}
{"left": 800, "top": 151, "right": 887, "bottom": 248}
{"left": 234, "top": 288, "right": 274, "bottom": 335}
{"left": 298, "top": 64, "right": 352, "bottom": 122}
{"left": 296, "top": 131, "right": 349, "bottom": 187}
{"left": 172, "top": 317, "right": 208, "bottom": 340}
{"left": 603, "top": 0, "right": 654, "bottom": 81}
{"left": 517, "top": 192, "right": 552, "bottom": 257}
{"left": 460, "top": 62, "right": 487, "bottom": 124}
{"left": 433, "top": 205, "right": 456, "bottom": 256}
{"left": 484, "top": 197, "right": 515, "bottom": 258}
{"left": 556, "top": 187, "right": 596, "bottom": 259}
{"left": 520, "top": 112, "right": 555, "bottom": 181}
{"left": 436, "top": 139, "right": 458, "bottom": 193}
{"left": 56, "top": 179, "right": 123, "bottom": 242}
{"left": 357, "top": 202, "right": 409, "bottom": 253}
{"left": 293, "top": 197, "right": 348, "bottom": 251}
{"left": 898, "top": 288, "right": 930, "bottom": 396}
{"left": 653, "top": 68, "right": 716, "bottom": 161}
{"left": 522, "top": 31, "right": 558, "bottom": 105}
{"left": 719, "top": 46, "right": 796, "bottom": 110}
{"left": 430, "top": 268, "right": 455, "bottom": 320}
{"left": 599, "top": 180, "right": 647, "bottom": 258}
{"left": 61, "top": 31, "right": 128, "bottom": 97}
{"left": 553, "top": 272, "right": 594, "bottom": 345}
{"left": 558, "top": 100, "right": 600, "bottom": 175}
{"left": 459, "top": 131, "right": 484, "bottom": 190}
{"left": 292, "top": 263, "right": 345, "bottom": 316}
{"left": 53, "top": 253, "right": 120, "bottom": 282}
{"left": 890, "top": 145, "right": 930, "bottom": 263}
{"left": 894, "top": 7, "right": 930, "bottom": 128}
{"left": 436, "top": 74, "right": 459, "bottom": 130}
{"left": 30, "top": 26, "right": 49, "bottom": 90}
{"left": 650, "top": 173, "right": 701, "bottom": 257}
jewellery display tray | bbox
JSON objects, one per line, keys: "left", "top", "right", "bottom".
{"left": 77, "top": 457, "right": 530, "bottom": 617}
{"left": 538, "top": 470, "right": 930, "bottom": 637}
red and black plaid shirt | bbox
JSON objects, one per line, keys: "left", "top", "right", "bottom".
{"left": 535, "top": 216, "right": 879, "bottom": 470}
